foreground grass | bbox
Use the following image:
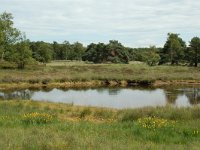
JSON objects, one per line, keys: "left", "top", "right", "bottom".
{"left": 0, "top": 100, "right": 200, "bottom": 149}
{"left": 0, "top": 61, "right": 200, "bottom": 86}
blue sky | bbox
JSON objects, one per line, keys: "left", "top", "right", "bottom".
{"left": 0, "top": 0, "right": 200, "bottom": 47}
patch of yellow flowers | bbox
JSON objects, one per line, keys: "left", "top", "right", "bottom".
{"left": 137, "top": 116, "right": 176, "bottom": 130}
{"left": 22, "top": 112, "right": 53, "bottom": 124}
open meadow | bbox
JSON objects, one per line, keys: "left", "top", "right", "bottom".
{"left": 0, "top": 100, "right": 200, "bottom": 150}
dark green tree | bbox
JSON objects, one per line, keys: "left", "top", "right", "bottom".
{"left": 83, "top": 43, "right": 97, "bottom": 63}
{"left": 160, "top": 33, "right": 186, "bottom": 65}
{"left": 187, "top": 37, "right": 200, "bottom": 67}
{"left": 82, "top": 43, "right": 107, "bottom": 63}
{"left": 52, "top": 41, "right": 62, "bottom": 60}
{"left": 83, "top": 41, "right": 129, "bottom": 64}
{"left": 30, "top": 41, "right": 53, "bottom": 63}
{"left": 70, "top": 42, "right": 85, "bottom": 60}
{"left": 106, "top": 40, "right": 129, "bottom": 63}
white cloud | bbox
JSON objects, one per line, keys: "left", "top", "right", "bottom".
{"left": 0, "top": 0, "right": 200, "bottom": 47}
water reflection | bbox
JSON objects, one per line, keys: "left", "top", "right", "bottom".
{"left": 184, "top": 88, "right": 200, "bottom": 105}
{"left": 164, "top": 87, "right": 200, "bottom": 106}
{"left": 175, "top": 95, "right": 191, "bottom": 107}
{"left": 164, "top": 89, "right": 180, "bottom": 104}
{"left": 0, "top": 87, "right": 200, "bottom": 109}
{"left": 0, "top": 90, "right": 33, "bottom": 100}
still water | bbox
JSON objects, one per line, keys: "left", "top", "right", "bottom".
{"left": 0, "top": 87, "right": 200, "bottom": 109}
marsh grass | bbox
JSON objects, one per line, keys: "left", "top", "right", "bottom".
{"left": 0, "top": 62, "right": 200, "bottom": 87}
{"left": 0, "top": 100, "right": 200, "bottom": 149}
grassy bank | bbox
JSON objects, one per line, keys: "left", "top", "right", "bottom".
{"left": 1, "top": 61, "right": 200, "bottom": 89}
{"left": 0, "top": 100, "right": 200, "bottom": 149}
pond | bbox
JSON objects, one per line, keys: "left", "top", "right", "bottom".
{"left": 0, "top": 86, "right": 200, "bottom": 109}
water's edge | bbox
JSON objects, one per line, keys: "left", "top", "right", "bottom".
{"left": 1, "top": 80, "right": 200, "bottom": 91}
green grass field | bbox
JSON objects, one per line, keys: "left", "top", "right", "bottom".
{"left": 0, "top": 100, "right": 200, "bottom": 150}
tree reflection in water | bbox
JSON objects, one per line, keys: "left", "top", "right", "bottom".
{"left": 164, "top": 87, "right": 200, "bottom": 106}
{"left": 0, "top": 87, "right": 200, "bottom": 107}
{"left": 184, "top": 88, "right": 200, "bottom": 105}
{"left": 108, "top": 88, "right": 121, "bottom": 95}
{"left": 0, "top": 90, "right": 33, "bottom": 100}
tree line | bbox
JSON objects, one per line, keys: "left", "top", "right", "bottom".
{"left": 0, "top": 12, "right": 200, "bottom": 69}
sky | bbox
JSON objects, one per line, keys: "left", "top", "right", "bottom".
{"left": 0, "top": 0, "right": 200, "bottom": 47}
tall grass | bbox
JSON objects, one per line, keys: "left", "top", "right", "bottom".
{"left": 0, "top": 100, "right": 200, "bottom": 149}
{"left": 0, "top": 61, "right": 200, "bottom": 85}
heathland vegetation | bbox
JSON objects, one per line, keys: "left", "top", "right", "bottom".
{"left": 1, "top": 62, "right": 200, "bottom": 90}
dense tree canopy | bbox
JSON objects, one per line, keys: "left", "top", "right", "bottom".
{"left": 82, "top": 43, "right": 107, "bottom": 63}
{"left": 30, "top": 41, "right": 53, "bottom": 63}
{"left": 83, "top": 40, "right": 129, "bottom": 64}
{"left": 53, "top": 41, "right": 65, "bottom": 60}
{"left": 52, "top": 41, "right": 85, "bottom": 61}
{"left": 128, "top": 47, "right": 160, "bottom": 66}
{"left": 70, "top": 42, "right": 85, "bottom": 60}
{"left": 106, "top": 40, "right": 129, "bottom": 63}
{"left": 1, "top": 12, "right": 200, "bottom": 68}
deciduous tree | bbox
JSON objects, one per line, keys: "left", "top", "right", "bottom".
{"left": 0, "top": 12, "right": 21, "bottom": 61}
